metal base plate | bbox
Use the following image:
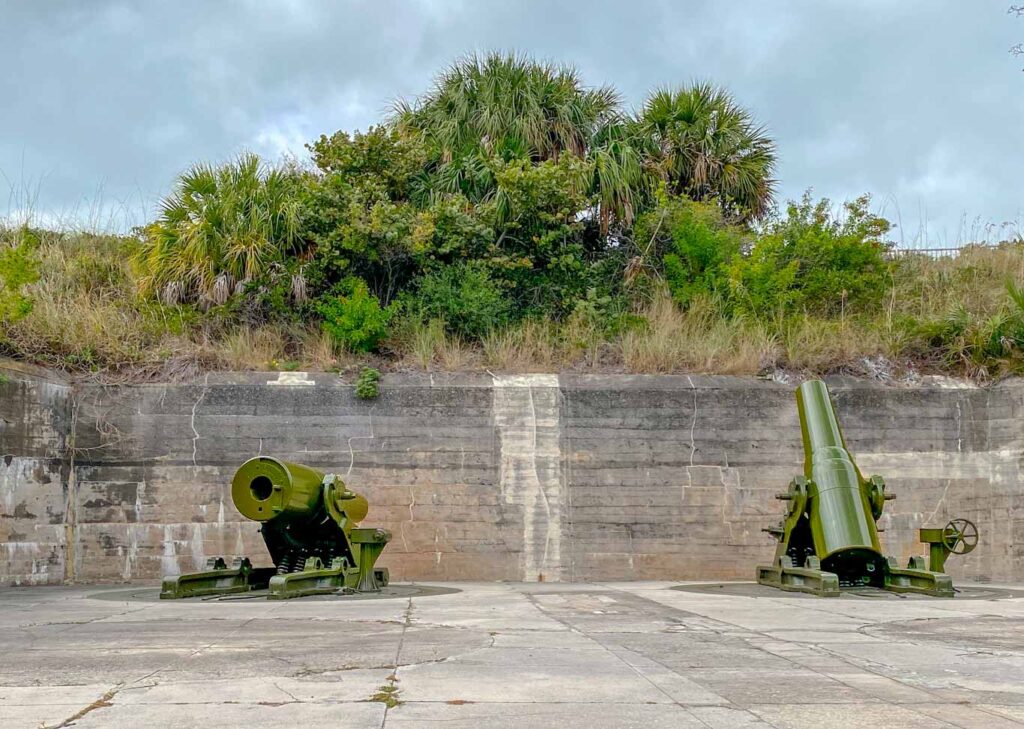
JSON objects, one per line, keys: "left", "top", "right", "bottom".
{"left": 672, "top": 581, "right": 1024, "bottom": 600}
{"left": 90, "top": 583, "right": 461, "bottom": 603}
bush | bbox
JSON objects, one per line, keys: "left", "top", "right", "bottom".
{"left": 317, "top": 278, "right": 391, "bottom": 352}
{"left": 407, "top": 263, "right": 511, "bottom": 339}
{"left": 354, "top": 367, "right": 381, "bottom": 399}
{"left": 637, "top": 195, "right": 744, "bottom": 309}
{"left": 135, "top": 153, "right": 304, "bottom": 305}
{"left": 728, "top": 193, "right": 891, "bottom": 317}
{"left": 0, "top": 227, "right": 41, "bottom": 324}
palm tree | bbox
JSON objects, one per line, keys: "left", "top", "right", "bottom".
{"left": 395, "top": 52, "right": 619, "bottom": 166}
{"left": 394, "top": 52, "right": 642, "bottom": 231}
{"left": 588, "top": 119, "right": 646, "bottom": 231}
{"left": 637, "top": 83, "right": 777, "bottom": 220}
{"left": 136, "top": 153, "right": 302, "bottom": 304}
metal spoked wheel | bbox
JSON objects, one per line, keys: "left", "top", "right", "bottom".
{"left": 942, "top": 518, "right": 979, "bottom": 555}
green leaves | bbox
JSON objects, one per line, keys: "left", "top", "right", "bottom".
{"left": 638, "top": 83, "right": 776, "bottom": 221}
{"left": 0, "top": 227, "right": 41, "bottom": 325}
{"left": 406, "top": 262, "right": 512, "bottom": 339}
{"left": 136, "top": 153, "right": 303, "bottom": 305}
{"left": 642, "top": 196, "right": 744, "bottom": 309}
{"left": 318, "top": 278, "right": 392, "bottom": 352}
{"left": 354, "top": 367, "right": 382, "bottom": 399}
{"left": 728, "top": 193, "right": 891, "bottom": 317}
{"left": 395, "top": 52, "right": 619, "bottom": 175}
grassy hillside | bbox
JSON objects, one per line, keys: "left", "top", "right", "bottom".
{"left": 2, "top": 225, "right": 1023, "bottom": 381}
{"left": 3, "top": 53, "right": 1022, "bottom": 381}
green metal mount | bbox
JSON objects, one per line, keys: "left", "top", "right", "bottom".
{"left": 268, "top": 529, "right": 391, "bottom": 600}
{"left": 919, "top": 519, "right": 979, "bottom": 574}
{"left": 756, "top": 380, "right": 961, "bottom": 598}
{"left": 161, "top": 457, "right": 391, "bottom": 600}
{"left": 160, "top": 557, "right": 277, "bottom": 599}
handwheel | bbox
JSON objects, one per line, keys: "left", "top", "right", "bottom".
{"left": 942, "top": 518, "right": 978, "bottom": 555}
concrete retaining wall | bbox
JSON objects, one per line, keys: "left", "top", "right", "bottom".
{"left": 2, "top": 365, "right": 1021, "bottom": 585}
{"left": 0, "top": 366, "right": 72, "bottom": 585}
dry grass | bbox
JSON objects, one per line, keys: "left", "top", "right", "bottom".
{"left": 890, "top": 244, "right": 1024, "bottom": 320}
{"left": 215, "top": 327, "right": 287, "bottom": 370}
{"left": 5, "top": 227, "right": 1024, "bottom": 379}
{"left": 619, "top": 294, "right": 778, "bottom": 374}
{"left": 399, "top": 319, "right": 480, "bottom": 371}
{"left": 777, "top": 316, "right": 892, "bottom": 372}
{"left": 482, "top": 320, "right": 558, "bottom": 371}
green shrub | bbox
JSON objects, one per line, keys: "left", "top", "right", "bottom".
{"left": 407, "top": 262, "right": 511, "bottom": 338}
{"left": 0, "top": 227, "right": 41, "bottom": 324}
{"left": 729, "top": 193, "right": 891, "bottom": 317}
{"left": 317, "top": 278, "right": 391, "bottom": 352}
{"left": 638, "top": 196, "right": 743, "bottom": 309}
{"left": 354, "top": 366, "right": 381, "bottom": 399}
{"left": 487, "top": 156, "right": 597, "bottom": 317}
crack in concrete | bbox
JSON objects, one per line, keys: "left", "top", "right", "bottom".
{"left": 380, "top": 596, "right": 415, "bottom": 728}
{"left": 189, "top": 376, "right": 209, "bottom": 467}
{"left": 43, "top": 686, "right": 119, "bottom": 729}
{"left": 272, "top": 680, "right": 300, "bottom": 703}
{"left": 686, "top": 376, "right": 698, "bottom": 467}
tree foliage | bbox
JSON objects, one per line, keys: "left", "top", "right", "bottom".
{"left": 637, "top": 83, "right": 776, "bottom": 221}
{"left": 636, "top": 195, "right": 745, "bottom": 309}
{"left": 407, "top": 262, "right": 511, "bottom": 338}
{"left": 728, "top": 193, "right": 891, "bottom": 317}
{"left": 136, "top": 153, "right": 303, "bottom": 305}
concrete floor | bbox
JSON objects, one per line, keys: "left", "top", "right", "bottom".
{"left": 3, "top": 583, "right": 1024, "bottom": 729}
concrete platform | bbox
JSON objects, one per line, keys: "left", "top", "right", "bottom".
{"left": 2, "top": 582, "right": 1024, "bottom": 728}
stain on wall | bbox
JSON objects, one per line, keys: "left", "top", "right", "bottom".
{"left": 0, "top": 367, "right": 72, "bottom": 585}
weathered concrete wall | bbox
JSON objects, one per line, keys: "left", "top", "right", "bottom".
{"left": 0, "top": 365, "right": 72, "bottom": 585}
{"left": 561, "top": 375, "right": 1020, "bottom": 582}
{"left": 2, "top": 366, "right": 1022, "bottom": 584}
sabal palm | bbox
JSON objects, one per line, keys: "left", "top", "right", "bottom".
{"left": 395, "top": 52, "right": 619, "bottom": 166}
{"left": 394, "top": 52, "right": 641, "bottom": 229}
{"left": 137, "top": 153, "right": 301, "bottom": 303}
{"left": 638, "top": 83, "right": 776, "bottom": 220}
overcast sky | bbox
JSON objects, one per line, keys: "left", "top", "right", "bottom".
{"left": 2, "top": 1, "right": 1022, "bottom": 247}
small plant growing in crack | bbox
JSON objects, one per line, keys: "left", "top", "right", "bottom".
{"left": 354, "top": 367, "right": 381, "bottom": 400}
{"left": 369, "top": 683, "right": 401, "bottom": 708}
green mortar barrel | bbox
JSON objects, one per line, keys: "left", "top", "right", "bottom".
{"left": 231, "top": 456, "right": 369, "bottom": 525}
{"left": 797, "top": 381, "right": 885, "bottom": 583}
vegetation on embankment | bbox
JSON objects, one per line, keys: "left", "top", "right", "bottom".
{"left": 1, "top": 52, "right": 1022, "bottom": 381}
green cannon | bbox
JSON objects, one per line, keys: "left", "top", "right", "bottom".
{"left": 161, "top": 457, "right": 391, "bottom": 600}
{"left": 757, "top": 380, "right": 961, "bottom": 597}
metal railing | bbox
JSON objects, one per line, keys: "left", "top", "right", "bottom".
{"left": 886, "top": 247, "right": 966, "bottom": 259}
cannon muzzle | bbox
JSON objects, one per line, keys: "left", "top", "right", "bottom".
{"left": 232, "top": 457, "right": 369, "bottom": 524}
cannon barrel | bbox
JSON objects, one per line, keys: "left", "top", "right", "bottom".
{"left": 231, "top": 456, "right": 368, "bottom": 525}
{"left": 797, "top": 381, "right": 886, "bottom": 583}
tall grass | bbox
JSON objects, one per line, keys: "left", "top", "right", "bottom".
{"left": 4, "top": 225, "right": 1024, "bottom": 379}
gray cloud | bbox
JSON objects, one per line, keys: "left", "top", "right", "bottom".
{"left": 1, "top": 0, "right": 1021, "bottom": 245}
